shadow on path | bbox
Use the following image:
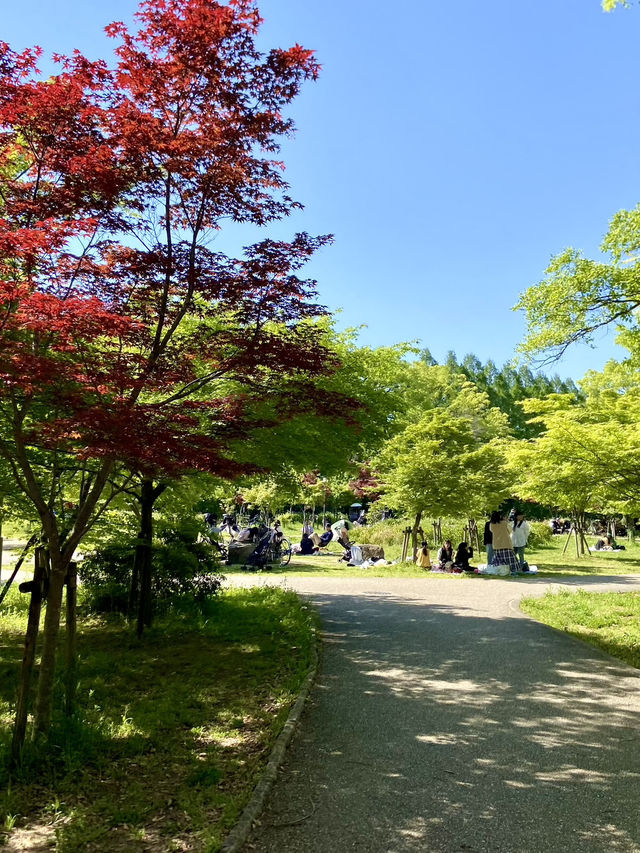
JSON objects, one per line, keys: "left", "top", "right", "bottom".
{"left": 243, "top": 588, "right": 640, "bottom": 853}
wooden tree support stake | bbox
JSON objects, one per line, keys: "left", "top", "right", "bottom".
{"left": 11, "top": 547, "right": 46, "bottom": 764}
{"left": 401, "top": 527, "right": 411, "bottom": 562}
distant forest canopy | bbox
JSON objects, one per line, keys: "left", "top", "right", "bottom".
{"left": 420, "top": 349, "right": 581, "bottom": 438}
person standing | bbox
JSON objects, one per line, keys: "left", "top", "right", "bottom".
{"left": 483, "top": 516, "right": 494, "bottom": 565}
{"left": 489, "top": 511, "right": 519, "bottom": 573}
{"left": 510, "top": 512, "right": 531, "bottom": 569}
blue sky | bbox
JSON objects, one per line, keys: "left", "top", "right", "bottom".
{"left": 4, "top": 0, "right": 640, "bottom": 380}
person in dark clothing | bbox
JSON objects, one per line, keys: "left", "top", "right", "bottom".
{"left": 454, "top": 542, "right": 475, "bottom": 572}
{"left": 310, "top": 522, "right": 334, "bottom": 550}
{"left": 437, "top": 540, "right": 454, "bottom": 570}
{"left": 299, "top": 533, "right": 316, "bottom": 555}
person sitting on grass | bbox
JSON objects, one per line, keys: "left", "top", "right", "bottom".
{"left": 453, "top": 542, "right": 475, "bottom": 573}
{"left": 594, "top": 535, "right": 624, "bottom": 551}
{"left": 437, "top": 540, "right": 454, "bottom": 571}
{"left": 299, "top": 532, "right": 317, "bottom": 555}
{"left": 416, "top": 541, "right": 431, "bottom": 570}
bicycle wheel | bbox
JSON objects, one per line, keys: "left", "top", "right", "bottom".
{"left": 278, "top": 537, "right": 292, "bottom": 567}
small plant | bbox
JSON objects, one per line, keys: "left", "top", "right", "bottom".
{"left": 2, "top": 813, "right": 18, "bottom": 840}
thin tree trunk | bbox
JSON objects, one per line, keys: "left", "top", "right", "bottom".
{"left": 136, "top": 478, "right": 155, "bottom": 638}
{"left": 34, "top": 553, "right": 67, "bottom": 739}
{"left": 11, "top": 547, "right": 46, "bottom": 762}
{"left": 411, "top": 512, "right": 422, "bottom": 562}
{"left": 65, "top": 562, "right": 77, "bottom": 717}
{"left": 128, "top": 557, "right": 140, "bottom": 616}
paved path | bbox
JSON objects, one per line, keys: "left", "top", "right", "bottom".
{"left": 234, "top": 574, "right": 640, "bottom": 852}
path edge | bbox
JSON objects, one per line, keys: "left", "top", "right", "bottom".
{"left": 219, "top": 624, "right": 320, "bottom": 853}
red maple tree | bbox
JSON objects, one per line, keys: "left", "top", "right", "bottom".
{"left": 0, "top": 0, "right": 342, "bottom": 741}
{"left": 349, "top": 465, "right": 382, "bottom": 501}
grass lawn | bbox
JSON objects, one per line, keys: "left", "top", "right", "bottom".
{"left": 521, "top": 589, "right": 640, "bottom": 670}
{"left": 0, "top": 585, "right": 316, "bottom": 852}
{"left": 525, "top": 536, "right": 640, "bottom": 576}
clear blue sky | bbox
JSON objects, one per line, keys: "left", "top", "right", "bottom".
{"left": 4, "top": 0, "right": 640, "bottom": 380}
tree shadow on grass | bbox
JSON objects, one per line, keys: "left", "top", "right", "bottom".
{"left": 0, "top": 589, "right": 314, "bottom": 850}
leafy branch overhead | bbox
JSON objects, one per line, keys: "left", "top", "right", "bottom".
{"left": 0, "top": 0, "right": 353, "bottom": 738}
{"left": 515, "top": 205, "right": 640, "bottom": 364}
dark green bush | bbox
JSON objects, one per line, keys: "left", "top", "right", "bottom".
{"left": 79, "top": 527, "right": 223, "bottom": 614}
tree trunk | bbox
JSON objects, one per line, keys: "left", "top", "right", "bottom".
{"left": 11, "top": 547, "right": 46, "bottom": 762}
{"left": 136, "top": 478, "right": 155, "bottom": 638}
{"left": 468, "top": 519, "right": 480, "bottom": 554}
{"left": 411, "top": 512, "right": 422, "bottom": 562}
{"left": 128, "top": 555, "right": 140, "bottom": 616}
{"left": 33, "top": 554, "right": 67, "bottom": 738}
{"left": 624, "top": 514, "right": 635, "bottom": 542}
{"left": 65, "top": 562, "right": 77, "bottom": 717}
{"left": 432, "top": 518, "right": 442, "bottom": 546}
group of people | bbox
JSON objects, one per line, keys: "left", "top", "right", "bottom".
{"left": 416, "top": 510, "right": 531, "bottom": 574}
{"left": 205, "top": 513, "right": 284, "bottom": 547}
{"left": 207, "top": 507, "right": 533, "bottom": 574}
{"left": 593, "top": 535, "right": 624, "bottom": 552}
{"left": 416, "top": 540, "right": 476, "bottom": 573}
{"left": 483, "top": 510, "right": 531, "bottom": 571}
{"left": 299, "top": 519, "right": 352, "bottom": 558}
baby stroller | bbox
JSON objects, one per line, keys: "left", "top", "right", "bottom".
{"left": 245, "top": 527, "right": 292, "bottom": 570}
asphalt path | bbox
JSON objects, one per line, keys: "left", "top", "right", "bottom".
{"left": 232, "top": 573, "right": 640, "bottom": 853}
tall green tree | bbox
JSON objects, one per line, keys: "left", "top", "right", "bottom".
{"left": 376, "top": 383, "right": 512, "bottom": 556}
{"left": 516, "top": 205, "right": 640, "bottom": 364}
{"left": 431, "top": 350, "right": 581, "bottom": 437}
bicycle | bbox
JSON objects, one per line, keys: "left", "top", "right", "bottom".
{"left": 266, "top": 536, "right": 292, "bottom": 568}
{"left": 200, "top": 530, "right": 229, "bottom": 563}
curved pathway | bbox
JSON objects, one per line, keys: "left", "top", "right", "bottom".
{"left": 234, "top": 574, "right": 640, "bottom": 852}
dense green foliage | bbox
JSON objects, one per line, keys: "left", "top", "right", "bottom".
{"left": 427, "top": 350, "right": 581, "bottom": 437}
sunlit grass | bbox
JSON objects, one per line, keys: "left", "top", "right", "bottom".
{"left": 521, "top": 589, "right": 640, "bottom": 669}
{"left": 526, "top": 536, "right": 640, "bottom": 576}
{"left": 0, "top": 586, "right": 316, "bottom": 852}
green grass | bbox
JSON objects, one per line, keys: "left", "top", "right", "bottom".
{"left": 525, "top": 536, "right": 640, "bottom": 576}
{"left": 0, "top": 586, "right": 316, "bottom": 852}
{"left": 223, "top": 531, "right": 640, "bottom": 578}
{"left": 521, "top": 589, "right": 640, "bottom": 669}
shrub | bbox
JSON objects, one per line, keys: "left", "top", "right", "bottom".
{"left": 528, "top": 521, "right": 553, "bottom": 547}
{"left": 79, "top": 544, "right": 135, "bottom": 612}
{"left": 359, "top": 519, "right": 407, "bottom": 548}
{"left": 79, "top": 527, "right": 223, "bottom": 614}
